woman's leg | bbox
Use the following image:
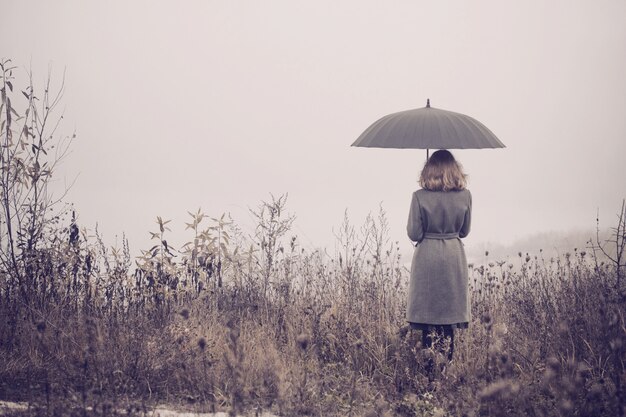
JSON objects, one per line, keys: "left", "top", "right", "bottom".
{"left": 424, "top": 325, "right": 454, "bottom": 360}
{"left": 421, "top": 325, "right": 455, "bottom": 379}
{"left": 443, "top": 326, "right": 455, "bottom": 361}
{"left": 421, "top": 327, "right": 435, "bottom": 378}
{"left": 421, "top": 327, "right": 434, "bottom": 349}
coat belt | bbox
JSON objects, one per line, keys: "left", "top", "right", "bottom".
{"left": 423, "top": 232, "right": 460, "bottom": 240}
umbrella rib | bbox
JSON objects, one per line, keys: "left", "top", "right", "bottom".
{"left": 465, "top": 115, "right": 503, "bottom": 148}
{"left": 398, "top": 112, "right": 417, "bottom": 149}
{"left": 443, "top": 111, "right": 473, "bottom": 148}
{"left": 358, "top": 114, "right": 396, "bottom": 147}
{"left": 434, "top": 111, "right": 446, "bottom": 150}
{"left": 473, "top": 117, "right": 504, "bottom": 147}
{"left": 450, "top": 111, "right": 497, "bottom": 148}
{"left": 462, "top": 115, "right": 486, "bottom": 148}
{"left": 378, "top": 114, "right": 406, "bottom": 147}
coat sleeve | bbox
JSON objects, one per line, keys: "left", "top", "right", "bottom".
{"left": 459, "top": 190, "right": 472, "bottom": 238}
{"left": 407, "top": 192, "right": 424, "bottom": 244}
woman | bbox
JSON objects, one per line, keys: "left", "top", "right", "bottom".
{"left": 406, "top": 149, "right": 471, "bottom": 363}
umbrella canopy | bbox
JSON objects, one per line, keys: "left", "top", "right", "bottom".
{"left": 352, "top": 99, "right": 505, "bottom": 150}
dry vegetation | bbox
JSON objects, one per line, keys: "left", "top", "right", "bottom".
{"left": 1, "top": 60, "right": 625, "bottom": 417}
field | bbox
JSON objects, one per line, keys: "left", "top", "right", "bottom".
{"left": 1, "top": 60, "right": 625, "bottom": 416}
{"left": 0, "top": 199, "right": 624, "bottom": 416}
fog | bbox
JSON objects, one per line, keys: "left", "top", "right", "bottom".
{"left": 2, "top": 0, "right": 625, "bottom": 257}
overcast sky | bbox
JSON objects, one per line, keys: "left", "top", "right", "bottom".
{"left": 2, "top": 0, "right": 625, "bottom": 260}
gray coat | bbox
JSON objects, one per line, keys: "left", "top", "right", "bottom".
{"left": 406, "top": 189, "right": 472, "bottom": 325}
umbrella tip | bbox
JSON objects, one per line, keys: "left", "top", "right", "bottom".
{"left": 426, "top": 98, "right": 430, "bottom": 108}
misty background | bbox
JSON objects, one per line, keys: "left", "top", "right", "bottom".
{"left": 2, "top": 0, "right": 625, "bottom": 264}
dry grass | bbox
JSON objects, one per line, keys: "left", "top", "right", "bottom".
{"left": 0, "top": 198, "right": 624, "bottom": 417}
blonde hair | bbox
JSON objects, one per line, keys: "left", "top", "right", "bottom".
{"left": 419, "top": 150, "right": 467, "bottom": 191}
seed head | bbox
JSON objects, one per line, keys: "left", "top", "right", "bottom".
{"left": 36, "top": 321, "right": 46, "bottom": 333}
{"left": 559, "top": 399, "right": 573, "bottom": 412}
{"left": 610, "top": 337, "right": 623, "bottom": 351}
{"left": 198, "top": 337, "right": 206, "bottom": 351}
{"left": 180, "top": 309, "right": 190, "bottom": 320}
{"left": 577, "top": 362, "right": 591, "bottom": 379}
{"left": 478, "top": 380, "right": 513, "bottom": 401}
{"left": 547, "top": 356, "right": 560, "bottom": 371}
{"left": 543, "top": 367, "right": 557, "bottom": 382}
{"left": 296, "top": 333, "right": 310, "bottom": 350}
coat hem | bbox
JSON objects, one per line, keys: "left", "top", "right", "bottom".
{"left": 406, "top": 316, "right": 470, "bottom": 324}
{"left": 408, "top": 321, "right": 469, "bottom": 330}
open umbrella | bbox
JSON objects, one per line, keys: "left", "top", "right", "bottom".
{"left": 352, "top": 99, "right": 505, "bottom": 158}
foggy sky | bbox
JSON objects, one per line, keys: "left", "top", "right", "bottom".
{"left": 2, "top": 0, "right": 625, "bottom": 260}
